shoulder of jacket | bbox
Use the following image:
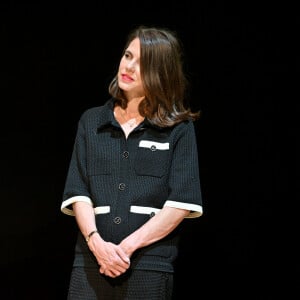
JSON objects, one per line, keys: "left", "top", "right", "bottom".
{"left": 79, "top": 103, "right": 108, "bottom": 121}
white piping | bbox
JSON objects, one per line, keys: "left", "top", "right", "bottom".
{"left": 139, "top": 140, "right": 169, "bottom": 150}
{"left": 130, "top": 205, "right": 161, "bottom": 214}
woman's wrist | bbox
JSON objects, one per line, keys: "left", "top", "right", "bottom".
{"left": 85, "top": 230, "right": 99, "bottom": 243}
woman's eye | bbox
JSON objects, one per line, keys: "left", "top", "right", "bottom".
{"left": 124, "top": 52, "right": 131, "bottom": 59}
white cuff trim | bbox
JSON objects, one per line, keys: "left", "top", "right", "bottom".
{"left": 164, "top": 200, "right": 203, "bottom": 218}
{"left": 61, "top": 196, "right": 93, "bottom": 216}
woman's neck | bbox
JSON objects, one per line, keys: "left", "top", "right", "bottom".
{"left": 122, "top": 96, "right": 144, "bottom": 117}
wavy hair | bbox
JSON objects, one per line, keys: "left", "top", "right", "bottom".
{"left": 108, "top": 25, "right": 200, "bottom": 127}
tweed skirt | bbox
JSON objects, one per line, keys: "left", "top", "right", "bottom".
{"left": 67, "top": 267, "right": 173, "bottom": 300}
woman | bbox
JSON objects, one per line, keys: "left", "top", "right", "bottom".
{"left": 61, "top": 25, "right": 203, "bottom": 299}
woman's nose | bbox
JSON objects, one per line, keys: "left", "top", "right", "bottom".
{"left": 126, "top": 61, "right": 135, "bottom": 72}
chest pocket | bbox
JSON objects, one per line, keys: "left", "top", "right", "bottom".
{"left": 134, "top": 140, "right": 170, "bottom": 178}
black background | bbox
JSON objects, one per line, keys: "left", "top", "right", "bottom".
{"left": 1, "top": 1, "right": 294, "bottom": 299}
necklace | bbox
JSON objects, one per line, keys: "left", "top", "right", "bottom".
{"left": 117, "top": 107, "right": 142, "bottom": 128}
{"left": 126, "top": 118, "right": 137, "bottom": 128}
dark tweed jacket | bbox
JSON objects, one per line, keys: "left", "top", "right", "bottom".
{"left": 61, "top": 98, "right": 203, "bottom": 273}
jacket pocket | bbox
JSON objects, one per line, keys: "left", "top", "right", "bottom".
{"left": 134, "top": 140, "right": 170, "bottom": 177}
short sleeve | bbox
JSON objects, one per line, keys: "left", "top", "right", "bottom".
{"left": 166, "top": 121, "right": 203, "bottom": 218}
{"left": 61, "top": 111, "right": 92, "bottom": 215}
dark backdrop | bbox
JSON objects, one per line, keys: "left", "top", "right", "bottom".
{"left": 1, "top": 1, "right": 292, "bottom": 299}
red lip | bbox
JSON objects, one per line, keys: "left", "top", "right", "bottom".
{"left": 121, "top": 74, "right": 133, "bottom": 82}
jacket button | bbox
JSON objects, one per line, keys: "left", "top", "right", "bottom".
{"left": 122, "top": 151, "right": 129, "bottom": 158}
{"left": 150, "top": 212, "right": 155, "bottom": 218}
{"left": 150, "top": 145, "right": 157, "bottom": 151}
{"left": 113, "top": 217, "right": 121, "bottom": 224}
{"left": 118, "top": 183, "right": 126, "bottom": 190}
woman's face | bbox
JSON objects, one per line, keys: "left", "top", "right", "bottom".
{"left": 118, "top": 37, "right": 145, "bottom": 99}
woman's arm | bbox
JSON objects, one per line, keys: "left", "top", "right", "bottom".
{"left": 73, "top": 201, "right": 130, "bottom": 277}
{"left": 119, "top": 206, "right": 190, "bottom": 257}
{"left": 72, "top": 201, "right": 98, "bottom": 239}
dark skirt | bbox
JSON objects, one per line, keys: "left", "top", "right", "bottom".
{"left": 67, "top": 267, "right": 173, "bottom": 300}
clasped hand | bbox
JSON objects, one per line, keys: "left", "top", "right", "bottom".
{"left": 90, "top": 239, "right": 131, "bottom": 278}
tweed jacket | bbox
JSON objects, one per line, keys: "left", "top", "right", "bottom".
{"left": 61, "top": 98, "right": 203, "bottom": 272}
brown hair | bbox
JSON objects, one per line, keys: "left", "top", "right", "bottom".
{"left": 109, "top": 25, "right": 200, "bottom": 127}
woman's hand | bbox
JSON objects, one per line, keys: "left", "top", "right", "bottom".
{"left": 88, "top": 234, "right": 130, "bottom": 278}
